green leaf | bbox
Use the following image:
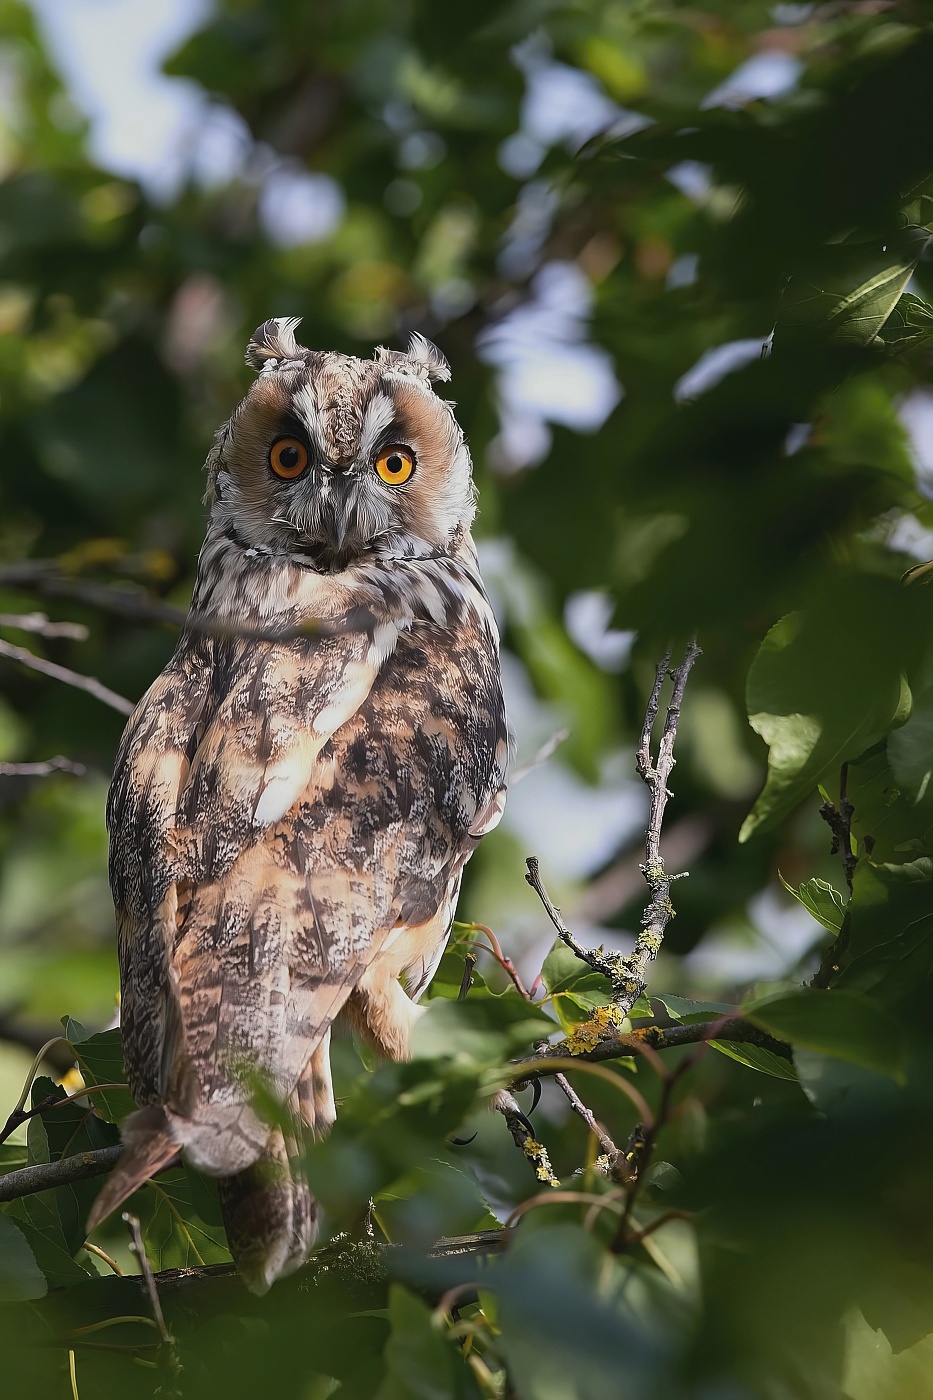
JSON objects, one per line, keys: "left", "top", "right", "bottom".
{"left": 135, "top": 1167, "right": 232, "bottom": 1271}
{"left": 873, "top": 291, "right": 933, "bottom": 354}
{"left": 70, "top": 1028, "right": 135, "bottom": 1123}
{"left": 709, "top": 1041, "right": 799, "bottom": 1081}
{"left": 60, "top": 1015, "right": 88, "bottom": 1043}
{"left": 377, "top": 1283, "right": 481, "bottom": 1400}
{"left": 653, "top": 993, "right": 737, "bottom": 1023}
{"left": 4, "top": 1195, "right": 94, "bottom": 1289}
{"left": 741, "top": 591, "right": 914, "bottom": 840}
{"left": 412, "top": 993, "right": 553, "bottom": 1070}
{"left": 0, "top": 1144, "right": 28, "bottom": 1174}
{"left": 775, "top": 228, "right": 931, "bottom": 350}
{"left": 836, "top": 858, "right": 933, "bottom": 1002}
{"left": 26, "top": 1076, "right": 119, "bottom": 1253}
{"left": 745, "top": 988, "right": 907, "bottom": 1081}
{"left": 779, "top": 873, "right": 846, "bottom": 932}
{"left": 0, "top": 1213, "right": 47, "bottom": 1301}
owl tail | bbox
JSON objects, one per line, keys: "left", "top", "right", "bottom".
{"left": 86, "top": 1111, "right": 316, "bottom": 1294}
{"left": 85, "top": 1106, "right": 182, "bottom": 1233}
{"left": 217, "top": 1127, "right": 317, "bottom": 1295}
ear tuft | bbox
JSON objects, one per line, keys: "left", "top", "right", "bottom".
{"left": 406, "top": 332, "right": 451, "bottom": 383}
{"left": 246, "top": 316, "right": 305, "bottom": 370}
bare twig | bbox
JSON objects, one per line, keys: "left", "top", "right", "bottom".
{"left": 812, "top": 763, "right": 856, "bottom": 988}
{"left": 525, "top": 637, "right": 700, "bottom": 1021}
{"left": 490, "top": 1089, "right": 559, "bottom": 1187}
{"left": 0, "top": 756, "right": 86, "bottom": 778}
{"left": 628, "top": 635, "right": 702, "bottom": 1006}
{"left": 0, "top": 638, "right": 134, "bottom": 715}
{"left": 819, "top": 762, "right": 857, "bottom": 893}
{"left": 123, "top": 1212, "right": 181, "bottom": 1389}
{"left": 0, "top": 612, "right": 89, "bottom": 641}
{"left": 0, "top": 561, "right": 187, "bottom": 628}
{"left": 550, "top": 1072, "right": 627, "bottom": 1179}
{"left": 471, "top": 921, "right": 622, "bottom": 1176}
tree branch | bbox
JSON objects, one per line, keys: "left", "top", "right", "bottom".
{"left": 525, "top": 637, "right": 701, "bottom": 1016}
{"left": 0, "top": 1147, "right": 122, "bottom": 1202}
{"left": 513, "top": 1016, "right": 792, "bottom": 1075}
{"left": 0, "top": 756, "right": 86, "bottom": 778}
{"left": 0, "top": 562, "right": 187, "bottom": 629}
{"left": 0, "top": 612, "right": 89, "bottom": 641}
{"left": 0, "top": 638, "right": 134, "bottom": 715}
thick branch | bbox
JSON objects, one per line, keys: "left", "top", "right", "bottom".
{"left": 514, "top": 1016, "right": 791, "bottom": 1075}
{"left": 0, "top": 1146, "right": 122, "bottom": 1202}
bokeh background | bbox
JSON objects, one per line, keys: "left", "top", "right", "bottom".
{"left": 3, "top": 2, "right": 933, "bottom": 1395}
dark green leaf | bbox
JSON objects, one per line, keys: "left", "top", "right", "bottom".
{"left": 0, "top": 1214, "right": 47, "bottom": 1302}
{"left": 377, "top": 1283, "right": 481, "bottom": 1399}
{"left": 745, "top": 988, "right": 906, "bottom": 1081}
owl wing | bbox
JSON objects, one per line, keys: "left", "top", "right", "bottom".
{"left": 107, "top": 645, "right": 214, "bottom": 1110}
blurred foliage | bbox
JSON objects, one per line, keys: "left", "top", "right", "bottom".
{"left": 2, "top": 0, "right": 933, "bottom": 1395}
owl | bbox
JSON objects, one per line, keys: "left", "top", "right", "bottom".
{"left": 87, "top": 319, "right": 508, "bottom": 1292}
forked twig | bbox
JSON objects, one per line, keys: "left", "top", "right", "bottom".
{"left": 525, "top": 636, "right": 701, "bottom": 1017}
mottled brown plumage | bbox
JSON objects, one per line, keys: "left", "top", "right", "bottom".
{"left": 89, "top": 320, "right": 508, "bottom": 1291}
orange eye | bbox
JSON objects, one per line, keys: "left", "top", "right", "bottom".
{"left": 374, "top": 445, "right": 415, "bottom": 485}
{"left": 269, "top": 437, "right": 309, "bottom": 479}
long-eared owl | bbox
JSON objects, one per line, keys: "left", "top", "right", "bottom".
{"left": 88, "top": 319, "right": 508, "bottom": 1292}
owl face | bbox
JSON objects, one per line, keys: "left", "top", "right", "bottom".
{"left": 207, "top": 318, "right": 475, "bottom": 572}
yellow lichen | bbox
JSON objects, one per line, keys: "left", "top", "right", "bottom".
{"left": 522, "top": 1135, "right": 559, "bottom": 1187}
{"left": 562, "top": 1003, "right": 628, "bottom": 1055}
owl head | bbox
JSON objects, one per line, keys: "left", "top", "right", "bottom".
{"left": 205, "top": 317, "right": 475, "bottom": 572}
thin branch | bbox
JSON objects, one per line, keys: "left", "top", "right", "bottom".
{"left": 0, "top": 638, "right": 134, "bottom": 715}
{"left": 0, "top": 756, "right": 86, "bottom": 778}
{"left": 551, "top": 1072, "right": 625, "bottom": 1178}
{"left": 123, "top": 1212, "right": 181, "bottom": 1390}
{"left": 628, "top": 635, "right": 702, "bottom": 1008}
{"left": 490, "top": 1089, "right": 559, "bottom": 1187}
{"left": 471, "top": 921, "right": 621, "bottom": 1176}
{"left": 0, "top": 562, "right": 187, "bottom": 629}
{"left": 0, "top": 1146, "right": 122, "bottom": 1202}
{"left": 525, "top": 637, "right": 701, "bottom": 1018}
{"left": 812, "top": 763, "right": 856, "bottom": 988}
{"left": 0, "top": 612, "right": 89, "bottom": 641}
{"left": 0, "top": 1023, "right": 789, "bottom": 1208}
